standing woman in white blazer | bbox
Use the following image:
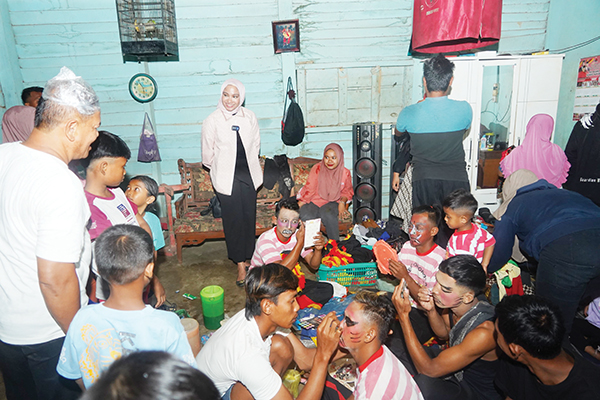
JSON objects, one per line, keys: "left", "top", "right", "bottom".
{"left": 202, "top": 79, "right": 262, "bottom": 286}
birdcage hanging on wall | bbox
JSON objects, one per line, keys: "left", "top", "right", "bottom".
{"left": 116, "top": 0, "right": 179, "bottom": 62}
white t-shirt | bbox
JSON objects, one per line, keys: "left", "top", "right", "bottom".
{"left": 196, "top": 309, "right": 282, "bottom": 400}
{"left": 0, "top": 143, "right": 91, "bottom": 345}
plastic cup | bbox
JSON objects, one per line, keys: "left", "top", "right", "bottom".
{"left": 180, "top": 318, "right": 201, "bottom": 357}
{"left": 200, "top": 285, "right": 224, "bottom": 330}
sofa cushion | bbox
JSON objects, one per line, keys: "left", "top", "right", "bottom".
{"left": 174, "top": 203, "right": 277, "bottom": 234}
{"left": 189, "top": 158, "right": 281, "bottom": 203}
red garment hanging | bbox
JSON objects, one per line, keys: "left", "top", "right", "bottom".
{"left": 412, "top": 0, "right": 502, "bottom": 53}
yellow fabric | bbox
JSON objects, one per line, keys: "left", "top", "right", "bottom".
{"left": 493, "top": 263, "right": 521, "bottom": 301}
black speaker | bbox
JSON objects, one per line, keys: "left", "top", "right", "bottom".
{"left": 352, "top": 122, "right": 382, "bottom": 222}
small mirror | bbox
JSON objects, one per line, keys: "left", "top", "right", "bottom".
{"left": 477, "top": 64, "right": 514, "bottom": 189}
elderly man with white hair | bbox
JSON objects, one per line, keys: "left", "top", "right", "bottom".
{"left": 0, "top": 67, "right": 101, "bottom": 400}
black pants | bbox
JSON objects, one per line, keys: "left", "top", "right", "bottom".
{"left": 300, "top": 201, "right": 340, "bottom": 240}
{"left": 414, "top": 374, "right": 479, "bottom": 400}
{"left": 385, "top": 307, "right": 436, "bottom": 376}
{"left": 536, "top": 228, "right": 600, "bottom": 335}
{"left": 216, "top": 178, "right": 257, "bottom": 263}
{"left": 570, "top": 317, "right": 600, "bottom": 352}
{"left": 0, "top": 337, "right": 81, "bottom": 400}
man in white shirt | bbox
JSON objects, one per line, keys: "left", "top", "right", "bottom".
{"left": 0, "top": 67, "right": 101, "bottom": 400}
{"left": 197, "top": 263, "right": 342, "bottom": 400}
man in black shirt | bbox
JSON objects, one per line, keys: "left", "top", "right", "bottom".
{"left": 495, "top": 295, "right": 599, "bottom": 400}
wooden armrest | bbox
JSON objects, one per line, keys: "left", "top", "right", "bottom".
{"left": 159, "top": 183, "right": 190, "bottom": 197}
{"left": 158, "top": 183, "right": 190, "bottom": 256}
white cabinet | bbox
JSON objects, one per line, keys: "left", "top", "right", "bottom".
{"left": 447, "top": 54, "right": 564, "bottom": 210}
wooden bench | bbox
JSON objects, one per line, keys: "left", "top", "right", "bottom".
{"left": 160, "top": 157, "right": 353, "bottom": 262}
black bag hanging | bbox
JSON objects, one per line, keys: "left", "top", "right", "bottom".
{"left": 281, "top": 77, "right": 305, "bottom": 146}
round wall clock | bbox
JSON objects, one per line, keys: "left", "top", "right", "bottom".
{"left": 129, "top": 73, "right": 157, "bottom": 103}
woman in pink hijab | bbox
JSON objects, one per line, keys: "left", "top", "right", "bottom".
{"left": 297, "top": 143, "right": 354, "bottom": 240}
{"left": 500, "top": 113, "right": 570, "bottom": 187}
{"left": 202, "top": 79, "right": 262, "bottom": 286}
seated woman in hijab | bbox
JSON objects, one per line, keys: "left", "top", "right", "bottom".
{"left": 297, "top": 143, "right": 353, "bottom": 240}
{"left": 500, "top": 113, "right": 570, "bottom": 187}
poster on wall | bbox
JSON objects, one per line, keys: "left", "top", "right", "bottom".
{"left": 573, "top": 55, "right": 600, "bottom": 121}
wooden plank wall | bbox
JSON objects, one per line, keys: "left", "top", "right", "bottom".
{"left": 2, "top": 0, "right": 552, "bottom": 218}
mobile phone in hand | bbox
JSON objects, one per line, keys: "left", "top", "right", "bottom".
{"left": 400, "top": 279, "right": 408, "bottom": 299}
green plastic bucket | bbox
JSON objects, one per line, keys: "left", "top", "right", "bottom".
{"left": 200, "top": 285, "right": 224, "bottom": 330}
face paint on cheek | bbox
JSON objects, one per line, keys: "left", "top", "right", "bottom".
{"left": 435, "top": 290, "right": 462, "bottom": 308}
{"left": 346, "top": 326, "right": 363, "bottom": 343}
{"left": 278, "top": 219, "right": 298, "bottom": 236}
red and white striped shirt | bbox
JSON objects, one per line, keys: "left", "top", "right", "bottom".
{"left": 354, "top": 345, "right": 424, "bottom": 400}
{"left": 399, "top": 241, "right": 445, "bottom": 307}
{"left": 446, "top": 223, "right": 495, "bottom": 263}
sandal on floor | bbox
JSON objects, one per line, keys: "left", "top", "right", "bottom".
{"left": 236, "top": 279, "right": 245, "bottom": 287}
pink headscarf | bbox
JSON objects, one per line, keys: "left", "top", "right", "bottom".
{"left": 1, "top": 105, "right": 35, "bottom": 143}
{"left": 217, "top": 79, "right": 245, "bottom": 116}
{"left": 500, "top": 114, "right": 570, "bottom": 187}
{"left": 318, "top": 143, "right": 345, "bottom": 202}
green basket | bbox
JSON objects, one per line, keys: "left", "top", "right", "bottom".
{"left": 317, "top": 262, "right": 377, "bottom": 287}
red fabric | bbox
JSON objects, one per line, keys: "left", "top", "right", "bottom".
{"left": 412, "top": 0, "right": 502, "bottom": 53}
{"left": 296, "top": 294, "right": 323, "bottom": 309}
{"left": 325, "top": 379, "right": 347, "bottom": 400}
{"left": 505, "top": 275, "right": 524, "bottom": 296}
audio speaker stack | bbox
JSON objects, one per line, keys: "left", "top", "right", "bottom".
{"left": 352, "top": 122, "right": 382, "bottom": 222}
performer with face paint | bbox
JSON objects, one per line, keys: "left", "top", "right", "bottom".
{"left": 383, "top": 205, "right": 446, "bottom": 363}
{"left": 250, "top": 197, "right": 345, "bottom": 309}
{"left": 392, "top": 255, "right": 501, "bottom": 400}
{"left": 327, "top": 290, "right": 423, "bottom": 400}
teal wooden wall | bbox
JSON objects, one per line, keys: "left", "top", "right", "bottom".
{"left": 0, "top": 0, "right": 556, "bottom": 218}
{"left": 545, "top": 0, "right": 600, "bottom": 148}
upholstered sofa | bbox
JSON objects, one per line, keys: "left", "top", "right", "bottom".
{"left": 161, "top": 157, "right": 353, "bottom": 262}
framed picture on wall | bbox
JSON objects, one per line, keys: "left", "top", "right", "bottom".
{"left": 272, "top": 19, "right": 300, "bottom": 53}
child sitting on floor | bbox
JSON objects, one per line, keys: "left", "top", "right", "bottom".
{"left": 386, "top": 205, "right": 446, "bottom": 357}
{"left": 57, "top": 225, "right": 196, "bottom": 389}
{"left": 389, "top": 205, "right": 446, "bottom": 309}
{"left": 442, "top": 189, "right": 495, "bottom": 272}
{"left": 84, "top": 131, "right": 164, "bottom": 303}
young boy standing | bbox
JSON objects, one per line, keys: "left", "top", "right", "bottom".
{"left": 57, "top": 225, "right": 196, "bottom": 389}
{"left": 442, "top": 189, "right": 495, "bottom": 272}
{"left": 84, "top": 131, "right": 164, "bottom": 303}
{"left": 84, "top": 131, "right": 149, "bottom": 240}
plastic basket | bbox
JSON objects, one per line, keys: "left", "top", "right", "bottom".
{"left": 317, "top": 262, "right": 377, "bottom": 287}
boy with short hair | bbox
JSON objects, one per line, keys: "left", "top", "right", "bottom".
{"left": 393, "top": 255, "right": 501, "bottom": 400}
{"left": 84, "top": 131, "right": 164, "bottom": 303}
{"left": 251, "top": 197, "right": 342, "bottom": 308}
{"left": 197, "top": 263, "right": 341, "bottom": 400}
{"left": 57, "top": 225, "right": 196, "bottom": 389}
{"left": 494, "top": 295, "right": 600, "bottom": 399}
{"left": 84, "top": 131, "right": 148, "bottom": 240}
{"left": 336, "top": 290, "right": 424, "bottom": 400}
{"left": 442, "top": 189, "right": 495, "bottom": 272}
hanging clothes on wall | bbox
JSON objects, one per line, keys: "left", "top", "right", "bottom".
{"left": 412, "top": 0, "right": 502, "bottom": 53}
